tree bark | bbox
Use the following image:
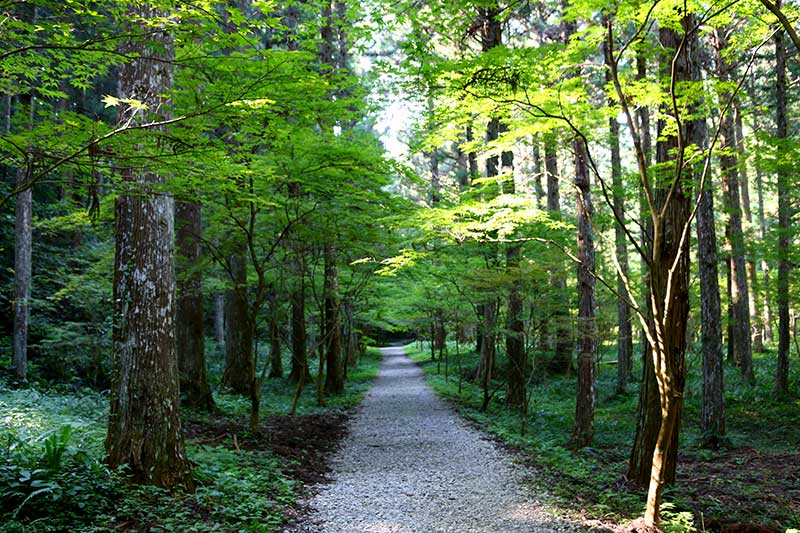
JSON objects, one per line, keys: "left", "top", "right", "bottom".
{"left": 106, "top": 5, "right": 192, "bottom": 489}
{"left": 176, "top": 201, "right": 214, "bottom": 410}
{"left": 569, "top": 140, "right": 596, "bottom": 449}
{"left": 774, "top": 16, "right": 790, "bottom": 396}
{"left": 289, "top": 265, "right": 309, "bottom": 383}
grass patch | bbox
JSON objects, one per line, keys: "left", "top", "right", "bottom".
{"left": 405, "top": 341, "right": 800, "bottom": 530}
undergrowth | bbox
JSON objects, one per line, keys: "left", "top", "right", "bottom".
{"left": 405, "top": 341, "right": 800, "bottom": 531}
{"left": 0, "top": 345, "right": 381, "bottom": 532}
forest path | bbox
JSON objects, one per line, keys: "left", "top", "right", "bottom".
{"left": 291, "top": 346, "right": 588, "bottom": 533}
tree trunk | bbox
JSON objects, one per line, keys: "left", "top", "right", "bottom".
{"left": 755, "top": 161, "right": 773, "bottom": 344}
{"left": 714, "top": 28, "right": 754, "bottom": 383}
{"left": 735, "top": 105, "right": 763, "bottom": 353}
{"left": 289, "top": 268, "right": 308, "bottom": 383}
{"left": 268, "top": 288, "right": 283, "bottom": 378}
{"left": 324, "top": 243, "right": 343, "bottom": 394}
{"left": 478, "top": 299, "right": 497, "bottom": 411}
{"left": 106, "top": 7, "right": 192, "bottom": 489}
{"left": 641, "top": 23, "right": 694, "bottom": 526}
{"left": 636, "top": 47, "right": 652, "bottom": 381}
{"left": 13, "top": 97, "right": 32, "bottom": 383}
{"left": 605, "top": 44, "right": 632, "bottom": 394}
{"left": 544, "top": 135, "right": 573, "bottom": 373}
{"left": 222, "top": 249, "right": 255, "bottom": 395}
{"left": 774, "top": 17, "right": 790, "bottom": 396}
{"left": 214, "top": 291, "right": 225, "bottom": 347}
{"left": 569, "top": 140, "right": 596, "bottom": 449}
{"left": 176, "top": 201, "right": 214, "bottom": 410}
{"left": 690, "top": 54, "right": 725, "bottom": 446}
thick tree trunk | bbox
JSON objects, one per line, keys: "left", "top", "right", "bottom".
{"left": 774, "top": 19, "right": 790, "bottom": 396}
{"left": 106, "top": 8, "right": 192, "bottom": 489}
{"left": 176, "top": 201, "right": 214, "bottom": 410}
{"left": 569, "top": 140, "right": 596, "bottom": 449}
{"left": 714, "top": 29, "right": 754, "bottom": 383}
{"left": 222, "top": 249, "right": 255, "bottom": 395}
{"left": 324, "top": 243, "right": 343, "bottom": 394}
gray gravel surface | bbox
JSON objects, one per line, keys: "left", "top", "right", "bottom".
{"left": 289, "top": 346, "right": 589, "bottom": 533}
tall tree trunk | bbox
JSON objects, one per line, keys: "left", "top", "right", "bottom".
{"left": 176, "top": 201, "right": 214, "bottom": 410}
{"left": 690, "top": 51, "right": 725, "bottom": 446}
{"left": 755, "top": 158, "right": 773, "bottom": 344}
{"left": 13, "top": 95, "right": 32, "bottom": 383}
{"left": 569, "top": 140, "right": 596, "bottom": 449}
{"left": 324, "top": 243, "right": 343, "bottom": 394}
{"left": 222, "top": 249, "right": 255, "bottom": 395}
{"left": 106, "top": 5, "right": 192, "bottom": 489}
{"left": 735, "top": 105, "right": 763, "bottom": 353}
{"left": 774, "top": 14, "right": 790, "bottom": 396}
{"left": 714, "top": 28, "right": 754, "bottom": 383}
{"left": 544, "top": 135, "right": 573, "bottom": 373}
{"left": 636, "top": 47, "right": 652, "bottom": 381}
{"left": 605, "top": 44, "right": 632, "bottom": 394}
{"left": 640, "top": 22, "right": 695, "bottom": 526}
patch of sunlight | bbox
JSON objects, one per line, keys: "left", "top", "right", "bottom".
{"left": 363, "top": 521, "right": 407, "bottom": 533}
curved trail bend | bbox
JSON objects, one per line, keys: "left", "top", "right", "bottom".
{"left": 296, "top": 346, "right": 588, "bottom": 533}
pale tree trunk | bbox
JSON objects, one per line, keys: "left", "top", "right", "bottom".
{"left": 714, "top": 28, "right": 754, "bottom": 383}
{"left": 106, "top": 5, "right": 192, "bottom": 489}
{"left": 569, "top": 140, "right": 596, "bottom": 449}
{"left": 176, "top": 201, "right": 214, "bottom": 410}
{"left": 636, "top": 47, "right": 653, "bottom": 382}
{"left": 774, "top": 16, "right": 790, "bottom": 396}
{"left": 13, "top": 95, "right": 33, "bottom": 383}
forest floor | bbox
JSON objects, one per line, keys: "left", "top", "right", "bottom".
{"left": 287, "top": 346, "right": 591, "bottom": 533}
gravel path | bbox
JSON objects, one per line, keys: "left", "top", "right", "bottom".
{"left": 291, "top": 346, "right": 589, "bottom": 533}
